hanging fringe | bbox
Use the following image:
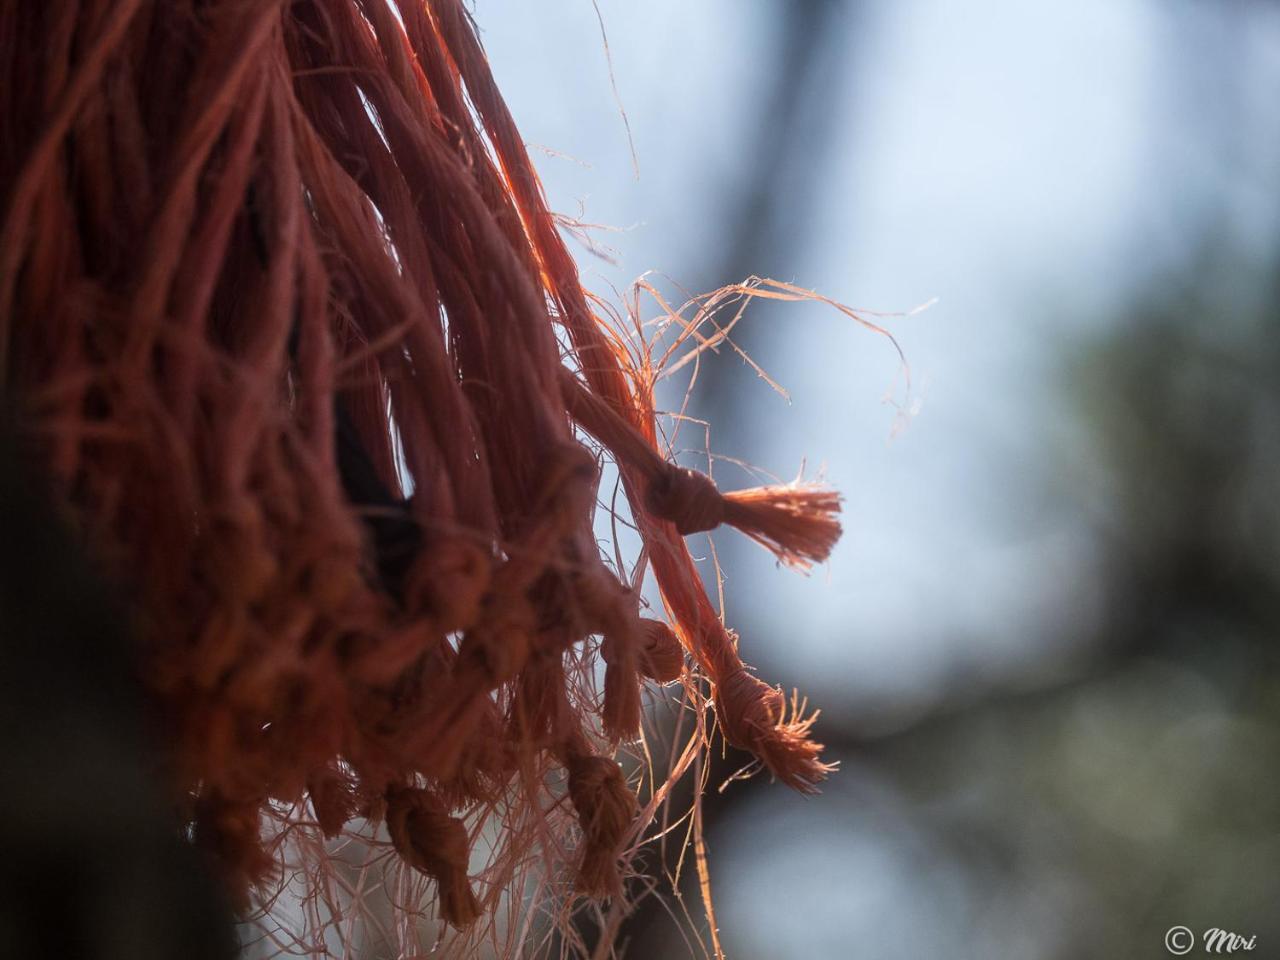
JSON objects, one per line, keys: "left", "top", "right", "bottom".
{"left": 0, "top": 0, "right": 850, "bottom": 954}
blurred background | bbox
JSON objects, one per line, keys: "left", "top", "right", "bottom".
{"left": 476, "top": 1, "right": 1280, "bottom": 957}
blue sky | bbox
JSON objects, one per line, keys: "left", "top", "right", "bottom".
{"left": 473, "top": 2, "right": 1280, "bottom": 954}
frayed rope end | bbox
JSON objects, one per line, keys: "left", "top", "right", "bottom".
{"left": 647, "top": 466, "right": 842, "bottom": 571}
{"left": 721, "top": 483, "right": 842, "bottom": 572}
{"left": 715, "top": 668, "right": 836, "bottom": 794}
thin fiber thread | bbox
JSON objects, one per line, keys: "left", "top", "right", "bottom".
{"left": 1, "top": 0, "right": 847, "bottom": 953}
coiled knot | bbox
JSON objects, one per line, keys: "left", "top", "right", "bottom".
{"left": 385, "top": 786, "right": 480, "bottom": 928}
{"left": 565, "top": 752, "right": 637, "bottom": 897}
{"left": 645, "top": 466, "right": 724, "bottom": 535}
{"left": 404, "top": 536, "right": 491, "bottom": 633}
{"left": 638, "top": 618, "right": 684, "bottom": 684}
{"left": 459, "top": 595, "right": 533, "bottom": 685}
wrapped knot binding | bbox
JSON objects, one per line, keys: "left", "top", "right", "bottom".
{"left": 648, "top": 466, "right": 725, "bottom": 534}
{"left": 0, "top": 0, "right": 854, "bottom": 951}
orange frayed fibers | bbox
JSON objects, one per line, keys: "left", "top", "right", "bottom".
{"left": 0, "top": 1, "right": 868, "bottom": 955}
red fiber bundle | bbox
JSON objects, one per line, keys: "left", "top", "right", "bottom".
{"left": 1, "top": 0, "right": 842, "bottom": 954}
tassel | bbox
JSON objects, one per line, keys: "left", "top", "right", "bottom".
{"left": 307, "top": 764, "right": 358, "bottom": 839}
{"left": 563, "top": 370, "right": 842, "bottom": 569}
{"left": 563, "top": 749, "right": 637, "bottom": 898}
{"left": 600, "top": 639, "right": 643, "bottom": 742}
{"left": 574, "top": 568, "right": 644, "bottom": 741}
{"left": 648, "top": 467, "right": 842, "bottom": 571}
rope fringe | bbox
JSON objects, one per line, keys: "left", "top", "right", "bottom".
{"left": 0, "top": 0, "right": 852, "bottom": 952}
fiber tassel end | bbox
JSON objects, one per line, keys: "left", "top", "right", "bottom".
{"left": 721, "top": 483, "right": 842, "bottom": 571}
{"left": 715, "top": 667, "right": 836, "bottom": 794}
{"left": 647, "top": 466, "right": 842, "bottom": 571}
